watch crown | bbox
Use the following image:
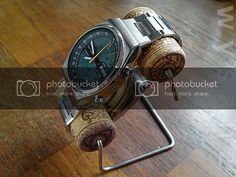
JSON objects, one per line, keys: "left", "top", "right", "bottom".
{"left": 123, "top": 66, "right": 133, "bottom": 77}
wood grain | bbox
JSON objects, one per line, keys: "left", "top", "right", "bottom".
{"left": 0, "top": 0, "right": 236, "bottom": 177}
{"left": 166, "top": 150, "right": 228, "bottom": 177}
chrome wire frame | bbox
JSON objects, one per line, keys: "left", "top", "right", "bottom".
{"left": 97, "top": 96, "right": 175, "bottom": 171}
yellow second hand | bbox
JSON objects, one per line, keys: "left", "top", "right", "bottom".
{"left": 89, "top": 41, "right": 112, "bottom": 64}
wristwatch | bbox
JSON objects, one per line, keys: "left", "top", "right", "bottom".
{"left": 59, "top": 12, "right": 182, "bottom": 126}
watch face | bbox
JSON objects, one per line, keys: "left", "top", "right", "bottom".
{"left": 68, "top": 27, "right": 119, "bottom": 90}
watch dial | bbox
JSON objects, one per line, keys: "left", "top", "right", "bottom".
{"left": 68, "top": 28, "right": 119, "bottom": 90}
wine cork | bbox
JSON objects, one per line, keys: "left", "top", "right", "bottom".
{"left": 70, "top": 103, "right": 115, "bottom": 152}
{"left": 124, "top": 7, "right": 186, "bottom": 82}
{"left": 140, "top": 37, "right": 185, "bottom": 81}
{"left": 124, "top": 7, "right": 156, "bottom": 18}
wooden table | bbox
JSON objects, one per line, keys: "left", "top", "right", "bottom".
{"left": 0, "top": 0, "right": 236, "bottom": 176}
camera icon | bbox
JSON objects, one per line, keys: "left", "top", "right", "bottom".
{"left": 135, "top": 80, "right": 159, "bottom": 97}
{"left": 16, "top": 80, "right": 40, "bottom": 97}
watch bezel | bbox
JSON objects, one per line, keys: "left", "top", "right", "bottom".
{"left": 63, "top": 24, "right": 126, "bottom": 99}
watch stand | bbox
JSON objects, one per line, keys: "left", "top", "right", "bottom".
{"left": 59, "top": 69, "right": 175, "bottom": 171}
{"left": 98, "top": 98, "right": 175, "bottom": 171}
{"left": 59, "top": 7, "right": 186, "bottom": 172}
{"left": 97, "top": 71, "right": 175, "bottom": 171}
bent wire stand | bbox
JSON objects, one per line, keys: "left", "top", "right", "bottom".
{"left": 97, "top": 96, "right": 175, "bottom": 171}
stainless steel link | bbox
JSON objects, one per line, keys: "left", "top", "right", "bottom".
{"left": 122, "top": 12, "right": 182, "bottom": 47}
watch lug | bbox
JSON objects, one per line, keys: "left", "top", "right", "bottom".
{"left": 59, "top": 95, "right": 79, "bottom": 126}
{"left": 98, "top": 18, "right": 140, "bottom": 51}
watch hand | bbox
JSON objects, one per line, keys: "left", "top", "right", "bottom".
{"left": 90, "top": 40, "right": 95, "bottom": 55}
{"left": 89, "top": 41, "right": 112, "bottom": 63}
{"left": 84, "top": 56, "right": 92, "bottom": 60}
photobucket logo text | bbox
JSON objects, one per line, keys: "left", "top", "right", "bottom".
{"left": 165, "top": 80, "right": 218, "bottom": 90}
{"left": 46, "top": 80, "right": 100, "bottom": 90}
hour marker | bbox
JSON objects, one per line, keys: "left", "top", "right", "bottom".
{"left": 84, "top": 56, "right": 92, "bottom": 60}
{"left": 103, "top": 33, "right": 107, "bottom": 42}
{"left": 85, "top": 48, "right": 89, "bottom": 56}
{"left": 90, "top": 40, "right": 95, "bottom": 55}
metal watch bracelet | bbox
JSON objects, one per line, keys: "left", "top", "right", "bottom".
{"left": 122, "top": 12, "right": 182, "bottom": 47}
